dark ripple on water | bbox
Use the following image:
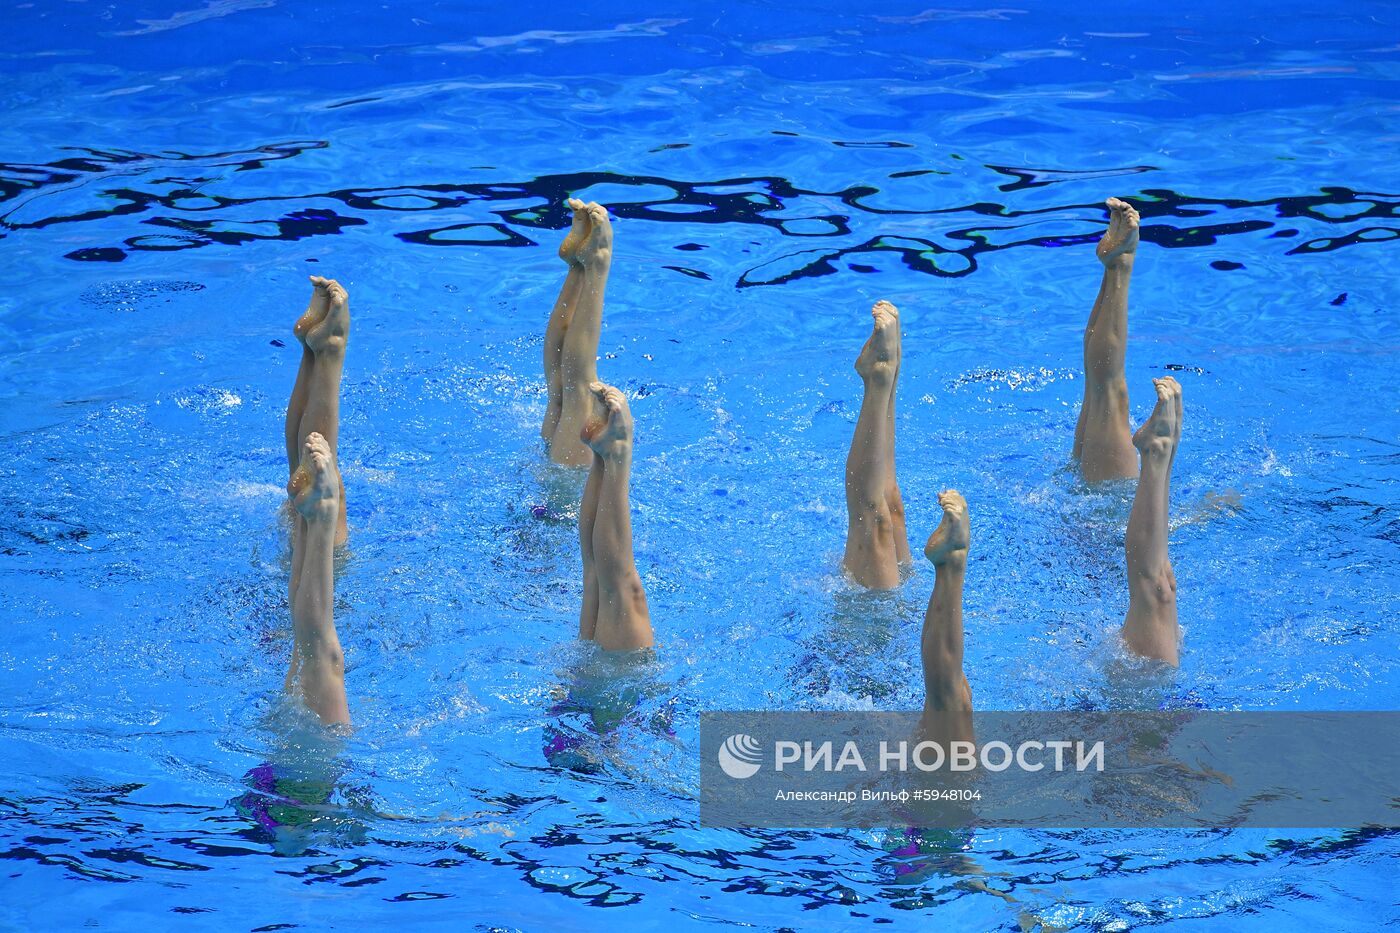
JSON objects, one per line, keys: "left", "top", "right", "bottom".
{"left": 1, "top": 142, "right": 1395, "bottom": 286}
{"left": 1, "top": 778, "right": 1395, "bottom": 924}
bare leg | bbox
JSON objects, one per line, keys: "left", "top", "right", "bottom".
{"left": 1074, "top": 198, "right": 1140, "bottom": 483}
{"left": 286, "top": 433, "right": 350, "bottom": 726}
{"left": 580, "top": 383, "right": 653, "bottom": 651}
{"left": 885, "top": 313, "right": 911, "bottom": 564}
{"left": 284, "top": 283, "right": 330, "bottom": 611}
{"left": 1122, "top": 377, "right": 1182, "bottom": 666}
{"left": 285, "top": 279, "right": 335, "bottom": 470}
{"left": 578, "top": 449, "right": 603, "bottom": 641}
{"left": 843, "top": 300, "right": 902, "bottom": 589}
{"left": 298, "top": 276, "right": 350, "bottom": 547}
{"left": 550, "top": 202, "right": 612, "bottom": 468}
{"left": 287, "top": 516, "right": 309, "bottom": 637}
{"left": 919, "top": 491, "right": 974, "bottom": 745}
{"left": 284, "top": 521, "right": 309, "bottom": 696}
{"left": 543, "top": 199, "right": 591, "bottom": 442}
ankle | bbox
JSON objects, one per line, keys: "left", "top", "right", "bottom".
{"left": 932, "top": 552, "right": 967, "bottom": 573}
{"left": 598, "top": 446, "right": 632, "bottom": 468}
{"left": 1137, "top": 436, "right": 1175, "bottom": 460}
{"left": 580, "top": 254, "right": 612, "bottom": 275}
{"left": 302, "top": 502, "right": 340, "bottom": 525}
{"left": 860, "top": 363, "right": 896, "bottom": 388}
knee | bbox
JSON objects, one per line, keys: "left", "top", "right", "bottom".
{"left": 321, "top": 645, "right": 346, "bottom": 677}
{"left": 856, "top": 506, "right": 896, "bottom": 546}
{"left": 1084, "top": 332, "right": 1124, "bottom": 359}
{"left": 601, "top": 574, "right": 649, "bottom": 617}
{"left": 1131, "top": 564, "right": 1177, "bottom": 605}
{"left": 1085, "top": 372, "right": 1129, "bottom": 398}
{"left": 319, "top": 644, "right": 346, "bottom": 674}
{"left": 856, "top": 499, "right": 892, "bottom": 525}
{"left": 622, "top": 575, "right": 648, "bottom": 608}
{"left": 300, "top": 639, "right": 345, "bottom": 675}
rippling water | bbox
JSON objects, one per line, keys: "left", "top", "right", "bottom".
{"left": 2, "top": 1, "right": 1399, "bottom": 929}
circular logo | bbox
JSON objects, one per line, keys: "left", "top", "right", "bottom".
{"left": 718, "top": 733, "right": 763, "bottom": 779}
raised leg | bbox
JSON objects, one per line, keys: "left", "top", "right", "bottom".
{"left": 296, "top": 276, "right": 350, "bottom": 547}
{"left": 580, "top": 382, "right": 653, "bottom": 651}
{"left": 285, "top": 279, "right": 335, "bottom": 609}
{"left": 919, "top": 491, "right": 973, "bottom": 745}
{"left": 843, "top": 300, "right": 902, "bottom": 589}
{"left": 550, "top": 202, "right": 612, "bottom": 467}
{"left": 578, "top": 449, "right": 604, "bottom": 641}
{"left": 285, "top": 334, "right": 318, "bottom": 476}
{"left": 286, "top": 433, "right": 350, "bottom": 726}
{"left": 1121, "top": 377, "right": 1183, "bottom": 666}
{"left": 885, "top": 310, "right": 911, "bottom": 564}
{"left": 543, "top": 199, "right": 591, "bottom": 442}
{"left": 285, "top": 509, "right": 309, "bottom": 697}
{"left": 1074, "top": 197, "right": 1140, "bottom": 483}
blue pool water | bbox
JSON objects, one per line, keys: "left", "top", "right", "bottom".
{"left": 2, "top": 0, "right": 1399, "bottom": 928}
